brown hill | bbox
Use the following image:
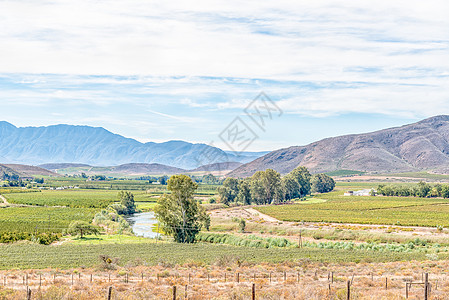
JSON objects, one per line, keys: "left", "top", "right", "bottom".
{"left": 1, "top": 164, "right": 59, "bottom": 177}
{"left": 228, "top": 115, "right": 449, "bottom": 177}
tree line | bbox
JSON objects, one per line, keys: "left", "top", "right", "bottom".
{"left": 377, "top": 181, "right": 449, "bottom": 198}
{"left": 217, "top": 167, "right": 335, "bottom": 205}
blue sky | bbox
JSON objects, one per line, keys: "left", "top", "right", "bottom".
{"left": 0, "top": 0, "right": 448, "bottom": 151}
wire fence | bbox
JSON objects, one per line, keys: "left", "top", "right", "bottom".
{"left": 0, "top": 270, "right": 443, "bottom": 299}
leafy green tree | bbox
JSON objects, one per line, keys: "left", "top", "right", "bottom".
{"left": 311, "top": 173, "right": 335, "bottom": 193}
{"left": 288, "top": 166, "right": 312, "bottom": 197}
{"left": 282, "top": 175, "right": 299, "bottom": 200}
{"left": 250, "top": 169, "right": 282, "bottom": 204}
{"left": 417, "top": 181, "right": 431, "bottom": 198}
{"left": 158, "top": 175, "right": 169, "bottom": 185}
{"left": 217, "top": 178, "right": 239, "bottom": 205}
{"left": 202, "top": 174, "right": 219, "bottom": 184}
{"left": 118, "top": 191, "right": 136, "bottom": 214}
{"left": 154, "top": 175, "right": 210, "bottom": 243}
{"left": 442, "top": 185, "right": 449, "bottom": 198}
{"left": 236, "top": 179, "right": 252, "bottom": 205}
{"left": 67, "top": 221, "right": 100, "bottom": 238}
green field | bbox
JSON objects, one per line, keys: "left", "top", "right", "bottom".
{"left": 257, "top": 191, "right": 449, "bottom": 227}
{"left": 0, "top": 206, "right": 97, "bottom": 233}
{"left": 0, "top": 240, "right": 439, "bottom": 270}
{"left": 325, "top": 169, "right": 366, "bottom": 176}
{"left": 3, "top": 189, "right": 119, "bottom": 208}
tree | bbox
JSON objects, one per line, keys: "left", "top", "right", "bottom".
{"left": 288, "top": 166, "right": 311, "bottom": 198}
{"left": 158, "top": 175, "right": 169, "bottom": 185}
{"left": 282, "top": 175, "right": 299, "bottom": 200}
{"left": 202, "top": 174, "right": 219, "bottom": 185}
{"left": 417, "top": 181, "right": 431, "bottom": 198}
{"left": 236, "top": 179, "right": 252, "bottom": 205}
{"left": 154, "top": 175, "right": 210, "bottom": 243}
{"left": 250, "top": 169, "right": 282, "bottom": 204}
{"left": 68, "top": 221, "right": 100, "bottom": 238}
{"left": 311, "top": 174, "right": 335, "bottom": 193}
{"left": 217, "top": 178, "right": 239, "bottom": 205}
{"left": 118, "top": 191, "right": 136, "bottom": 214}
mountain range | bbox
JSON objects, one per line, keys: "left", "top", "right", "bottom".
{"left": 0, "top": 121, "right": 267, "bottom": 169}
{"left": 4, "top": 116, "right": 449, "bottom": 178}
{"left": 229, "top": 115, "right": 449, "bottom": 177}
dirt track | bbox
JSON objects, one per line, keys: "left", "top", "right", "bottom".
{"left": 0, "top": 194, "right": 8, "bottom": 205}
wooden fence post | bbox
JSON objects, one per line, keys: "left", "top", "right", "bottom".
{"left": 236, "top": 273, "right": 240, "bottom": 283}
{"left": 185, "top": 285, "right": 188, "bottom": 300}
{"left": 424, "top": 273, "right": 429, "bottom": 300}
{"left": 385, "top": 277, "right": 388, "bottom": 290}
{"left": 172, "top": 286, "right": 177, "bottom": 300}
{"left": 27, "top": 287, "right": 31, "bottom": 300}
{"left": 347, "top": 281, "right": 351, "bottom": 300}
{"left": 252, "top": 283, "right": 255, "bottom": 300}
{"left": 405, "top": 283, "right": 409, "bottom": 299}
{"left": 107, "top": 286, "right": 112, "bottom": 300}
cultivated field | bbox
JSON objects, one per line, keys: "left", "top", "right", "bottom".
{"left": 256, "top": 190, "right": 449, "bottom": 227}
{"left": 2, "top": 178, "right": 449, "bottom": 298}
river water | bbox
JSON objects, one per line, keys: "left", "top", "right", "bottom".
{"left": 125, "top": 212, "right": 159, "bottom": 238}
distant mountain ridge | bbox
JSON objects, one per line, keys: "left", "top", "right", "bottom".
{"left": 229, "top": 115, "right": 449, "bottom": 177}
{"left": 0, "top": 122, "right": 265, "bottom": 169}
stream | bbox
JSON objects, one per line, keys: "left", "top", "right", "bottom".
{"left": 124, "top": 212, "right": 159, "bottom": 238}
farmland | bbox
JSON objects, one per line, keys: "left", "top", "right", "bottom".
{"left": 3, "top": 177, "right": 449, "bottom": 298}
{"left": 0, "top": 206, "right": 97, "bottom": 233}
{"left": 3, "top": 190, "right": 117, "bottom": 208}
{"left": 0, "top": 238, "right": 440, "bottom": 270}
{"left": 256, "top": 190, "right": 449, "bottom": 227}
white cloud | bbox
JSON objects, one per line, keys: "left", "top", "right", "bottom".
{"left": 0, "top": 0, "right": 448, "bottom": 148}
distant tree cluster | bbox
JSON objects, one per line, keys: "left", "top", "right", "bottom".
{"left": 377, "top": 181, "right": 449, "bottom": 198}
{"left": 217, "top": 167, "right": 335, "bottom": 205}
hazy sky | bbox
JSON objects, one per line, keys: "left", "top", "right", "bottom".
{"left": 1, "top": 0, "right": 448, "bottom": 151}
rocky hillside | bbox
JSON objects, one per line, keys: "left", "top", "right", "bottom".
{"left": 229, "top": 115, "right": 449, "bottom": 177}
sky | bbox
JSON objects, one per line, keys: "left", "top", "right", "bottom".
{"left": 0, "top": 0, "right": 448, "bottom": 151}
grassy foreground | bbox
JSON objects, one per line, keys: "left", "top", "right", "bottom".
{"left": 0, "top": 240, "right": 443, "bottom": 270}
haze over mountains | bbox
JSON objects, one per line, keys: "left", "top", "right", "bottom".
{"left": 229, "top": 116, "right": 449, "bottom": 177}
{"left": 0, "top": 121, "right": 266, "bottom": 169}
